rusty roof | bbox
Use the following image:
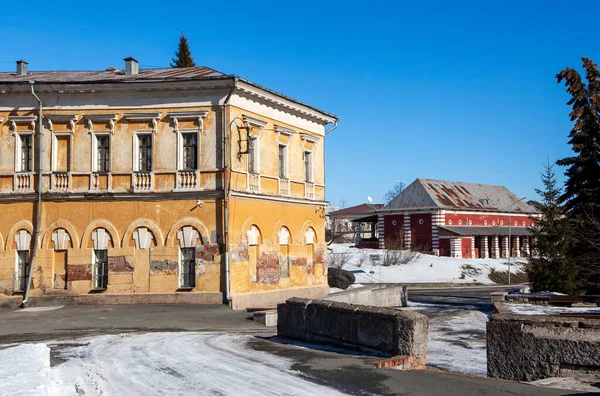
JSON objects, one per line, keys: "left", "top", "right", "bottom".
{"left": 329, "top": 203, "right": 384, "bottom": 218}
{"left": 384, "top": 178, "right": 539, "bottom": 213}
{"left": 0, "top": 66, "right": 228, "bottom": 83}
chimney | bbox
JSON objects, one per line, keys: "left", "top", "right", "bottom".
{"left": 16, "top": 60, "right": 28, "bottom": 76}
{"left": 124, "top": 57, "right": 139, "bottom": 75}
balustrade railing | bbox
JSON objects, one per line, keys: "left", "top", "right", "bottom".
{"left": 248, "top": 173, "right": 260, "bottom": 193}
{"left": 279, "top": 178, "right": 290, "bottom": 196}
{"left": 14, "top": 173, "right": 33, "bottom": 192}
{"left": 52, "top": 172, "right": 70, "bottom": 192}
{"left": 133, "top": 172, "right": 153, "bottom": 191}
{"left": 177, "top": 170, "right": 198, "bottom": 190}
{"left": 305, "top": 182, "right": 315, "bottom": 199}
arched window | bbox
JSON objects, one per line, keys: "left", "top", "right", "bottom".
{"left": 177, "top": 226, "right": 202, "bottom": 288}
{"left": 91, "top": 228, "right": 112, "bottom": 290}
{"left": 15, "top": 230, "right": 32, "bottom": 291}
{"left": 278, "top": 227, "right": 291, "bottom": 278}
{"left": 247, "top": 225, "right": 261, "bottom": 282}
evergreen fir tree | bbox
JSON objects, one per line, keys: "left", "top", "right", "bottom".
{"left": 527, "top": 161, "right": 578, "bottom": 294}
{"left": 171, "top": 32, "right": 196, "bottom": 68}
{"left": 556, "top": 57, "right": 600, "bottom": 293}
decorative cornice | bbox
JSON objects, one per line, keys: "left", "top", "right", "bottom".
{"left": 300, "top": 133, "right": 319, "bottom": 144}
{"left": 275, "top": 125, "right": 294, "bottom": 137}
{"left": 123, "top": 112, "right": 162, "bottom": 133}
{"left": 45, "top": 114, "right": 78, "bottom": 132}
{"left": 242, "top": 115, "right": 267, "bottom": 137}
{"left": 8, "top": 115, "right": 37, "bottom": 132}
{"left": 83, "top": 114, "right": 118, "bottom": 135}
{"left": 168, "top": 111, "right": 207, "bottom": 132}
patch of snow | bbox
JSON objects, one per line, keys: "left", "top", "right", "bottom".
{"left": 510, "top": 290, "right": 566, "bottom": 296}
{"left": 530, "top": 377, "right": 600, "bottom": 393}
{"left": 329, "top": 243, "right": 525, "bottom": 285}
{"left": 0, "top": 333, "right": 346, "bottom": 396}
{"left": 328, "top": 283, "right": 364, "bottom": 294}
{"left": 427, "top": 310, "right": 488, "bottom": 376}
{"left": 0, "top": 343, "right": 51, "bottom": 396}
{"left": 505, "top": 303, "right": 600, "bottom": 316}
{"left": 15, "top": 306, "right": 64, "bottom": 313}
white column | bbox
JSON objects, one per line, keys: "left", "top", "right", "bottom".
{"left": 491, "top": 236, "right": 499, "bottom": 258}
{"left": 378, "top": 215, "right": 385, "bottom": 249}
{"left": 514, "top": 236, "right": 520, "bottom": 258}
{"left": 523, "top": 237, "right": 530, "bottom": 256}
{"left": 481, "top": 236, "right": 489, "bottom": 259}
{"left": 501, "top": 237, "right": 509, "bottom": 258}
{"left": 431, "top": 211, "right": 445, "bottom": 256}
{"left": 470, "top": 237, "right": 475, "bottom": 259}
{"left": 404, "top": 215, "right": 411, "bottom": 250}
{"left": 450, "top": 237, "right": 462, "bottom": 258}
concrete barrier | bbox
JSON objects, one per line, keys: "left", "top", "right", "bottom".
{"left": 487, "top": 306, "right": 600, "bottom": 381}
{"left": 277, "top": 298, "right": 428, "bottom": 369}
{"left": 325, "top": 285, "right": 407, "bottom": 307}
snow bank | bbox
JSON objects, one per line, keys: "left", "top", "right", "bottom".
{"left": 329, "top": 244, "right": 526, "bottom": 284}
{"left": 0, "top": 333, "right": 346, "bottom": 396}
{"left": 505, "top": 303, "right": 600, "bottom": 316}
{"left": 0, "top": 343, "right": 51, "bottom": 396}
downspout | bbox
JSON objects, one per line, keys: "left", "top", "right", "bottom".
{"left": 222, "top": 77, "right": 237, "bottom": 304}
{"left": 23, "top": 81, "right": 43, "bottom": 306}
{"left": 324, "top": 119, "right": 338, "bottom": 135}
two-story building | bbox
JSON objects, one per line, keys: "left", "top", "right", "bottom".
{"left": 0, "top": 58, "right": 337, "bottom": 309}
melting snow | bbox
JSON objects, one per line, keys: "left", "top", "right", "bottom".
{"left": 0, "top": 333, "right": 347, "bottom": 396}
{"left": 505, "top": 303, "right": 600, "bottom": 316}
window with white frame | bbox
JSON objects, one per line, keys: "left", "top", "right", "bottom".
{"left": 17, "top": 250, "right": 29, "bottom": 290}
{"left": 248, "top": 136, "right": 259, "bottom": 174}
{"left": 135, "top": 134, "right": 153, "bottom": 172}
{"left": 278, "top": 144, "right": 288, "bottom": 179}
{"left": 180, "top": 247, "right": 196, "bottom": 288}
{"left": 96, "top": 135, "right": 110, "bottom": 172}
{"left": 181, "top": 133, "right": 198, "bottom": 170}
{"left": 93, "top": 249, "right": 108, "bottom": 289}
{"left": 17, "top": 134, "right": 33, "bottom": 172}
{"left": 304, "top": 151, "right": 313, "bottom": 183}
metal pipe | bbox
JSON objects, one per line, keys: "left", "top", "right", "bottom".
{"left": 324, "top": 119, "right": 338, "bottom": 135}
{"left": 507, "top": 196, "right": 526, "bottom": 285}
{"left": 23, "top": 82, "right": 43, "bottom": 306}
{"left": 222, "top": 78, "right": 237, "bottom": 304}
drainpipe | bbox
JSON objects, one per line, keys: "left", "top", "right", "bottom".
{"left": 23, "top": 81, "right": 43, "bottom": 306}
{"left": 222, "top": 77, "right": 237, "bottom": 304}
{"left": 324, "top": 119, "right": 338, "bottom": 135}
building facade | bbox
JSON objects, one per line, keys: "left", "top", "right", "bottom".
{"left": 378, "top": 179, "right": 540, "bottom": 258}
{"left": 0, "top": 59, "right": 337, "bottom": 309}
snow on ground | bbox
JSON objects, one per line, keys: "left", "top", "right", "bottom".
{"left": 0, "top": 333, "right": 346, "bottom": 396}
{"left": 423, "top": 308, "right": 489, "bottom": 376}
{"left": 328, "top": 283, "right": 364, "bottom": 294}
{"left": 329, "top": 243, "right": 525, "bottom": 284}
{"left": 505, "top": 303, "right": 600, "bottom": 316}
{"left": 0, "top": 343, "right": 51, "bottom": 396}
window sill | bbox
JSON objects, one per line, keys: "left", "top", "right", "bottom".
{"left": 177, "top": 286, "right": 194, "bottom": 292}
{"left": 89, "top": 287, "right": 107, "bottom": 293}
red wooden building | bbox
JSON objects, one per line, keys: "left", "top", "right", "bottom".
{"left": 377, "top": 179, "right": 540, "bottom": 258}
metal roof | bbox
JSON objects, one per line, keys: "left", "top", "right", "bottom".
{"left": 329, "top": 203, "right": 384, "bottom": 219}
{"left": 0, "top": 66, "right": 228, "bottom": 83}
{"left": 439, "top": 225, "right": 533, "bottom": 236}
{"left": 385, "top": 178, "right": 539, "bottom": 213}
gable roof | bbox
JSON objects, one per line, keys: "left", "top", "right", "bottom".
{"left": 329, "top": 203, "right": 384, "bottom": 218}
{"left": 384, "top": 178, "right": 539, "bottom": 213}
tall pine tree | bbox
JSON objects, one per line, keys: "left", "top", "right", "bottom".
{"left": 171, "top": 32, "right": 196, "bottom": 68}
{"left": 556, "top": 57, "right": 600, "bottom": 293}
{"left": 527, "top": 161, "right": 578, "bottom": 294}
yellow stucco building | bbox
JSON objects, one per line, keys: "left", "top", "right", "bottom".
{"left": 0, "top": 59, "right": 337, "bottom": 309}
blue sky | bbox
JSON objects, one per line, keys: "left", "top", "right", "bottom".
{"left": 0, "top": 0, "right": 595, "bottom": 206}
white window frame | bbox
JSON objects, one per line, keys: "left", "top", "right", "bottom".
{"left": 92, "top": 133, "right": 111, "bottom": 173}
{"left": 93, "top": 249, "right": 109, "bottom": 290}
{"left": 278, "top": 144, "right": 288, "bottom": 179}
{"left": 179, "top": 247, "right": 196, "bottom": 288}
{"left": 304, "top": 150, "right": 314, "bottom": 183}
{"left": 178, "top": 130, "right": 200, "bottom": 171}
{"left": 133, "top": 131, "right": 155, "bottom": 172}
{"left": 51, "top": 132, "right": 73, "bottom": 173}
{"left": 15, "top": 132, "right": 34, "bottom": 173}
{"left": 248, "top": 135, "right": 260, "bottom": 174}
{"left": 242, "top": 115, "right": 266, "bottom": 175}
{"left": 16, "top": 250, "right": 29, "bottom": 291}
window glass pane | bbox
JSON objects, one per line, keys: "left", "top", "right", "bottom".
{"left": 138, "top": 135, "right": 152, "bottom": 172}
{"left": 278, "top": 145, "right": 286, "bottom": 179}
{"left": 94, "top": 249, "right": 108, "bottom": 289}
{"left": 182, "top": 133, "right": 197, "bottom": 170}
{"left": 18, "top": 251, "right": 29, "bottom": 290}
{"left": 180, "top": 247, "right": 196, "bottom": 288}
{"left": 21, "top": 135, "right": 32, "bottom": 172}
{"left": 304, "top": 151, "right": 312, "bottom": 182}
{"left": 97, "top": 136, "right": 110, "bottom": 172}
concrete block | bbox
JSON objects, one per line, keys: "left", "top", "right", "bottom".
{"left": 175, "top": 292, "right": 222, "bottom": 305}
{"left": 277, "top": 298, "right": 310, "bottom": 339}
{"left": 254, "top": 310, "right": 277, "bottom": 327}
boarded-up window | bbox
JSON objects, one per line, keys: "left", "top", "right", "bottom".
{"left": 56, "top": 135, "right": 71, "bottom": 172}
